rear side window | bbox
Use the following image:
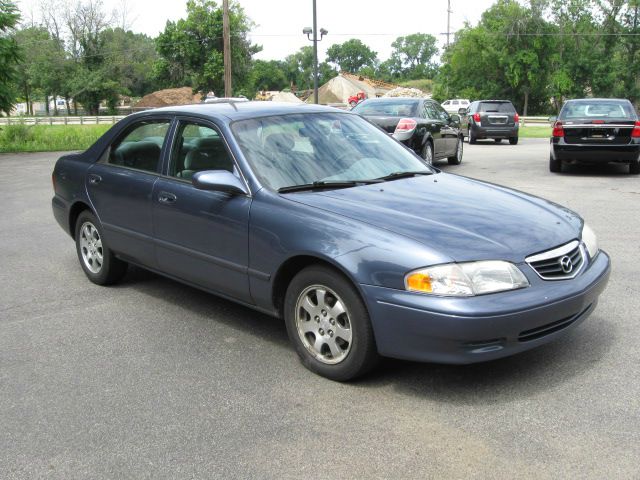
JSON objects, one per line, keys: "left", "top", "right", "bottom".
{"left": 560, "top": 101, "right": 636, "bottom": 120}
{"left": 479, "top": 102, "right": 516, "bottom": 113}
{"left": 104, "top": 120, "right": 170, "bottom": 173}
{"left": 353, "top": 100, "right": 418, "bottom": 117}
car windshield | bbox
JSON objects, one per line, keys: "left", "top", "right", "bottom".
{"left": 560, "top": 100, "right": 635, "bottom": 120}
{"left": 479, "top": 102, "right": 516, "bottom": 113}
{"left": 351, "top": 100, "right": 418, "bottom": 117}
{"left": 231, "top": 112, "right": 432, "bottom": 191}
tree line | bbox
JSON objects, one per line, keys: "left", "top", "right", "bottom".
{"left": 0, "top": 0, "right": 638, "bottom": 117}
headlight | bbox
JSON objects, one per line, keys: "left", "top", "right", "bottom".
{"left": 405, "top": 261, "right": 530, "bottom": 296}
{"left": 582, "top": 223, "right": 598, "bottom": 259}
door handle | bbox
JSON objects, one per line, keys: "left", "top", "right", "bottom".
{"left": 88, "top": 174, "right": 102, "bottom": 184}
{"left": 158, "top": 192, "right": 177, "bottom": 204}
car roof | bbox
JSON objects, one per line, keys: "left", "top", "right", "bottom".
{"left": 360, "top": 97, "right": 423, "bottom": 102}
{"left": 564, "top": 98, "right": 631, "bottom": 103}
{"left": 132, "top": 101, "right": 342, "bottom": 122}
{"left": 477, "top": 99, "right": 513, "bottom": 103}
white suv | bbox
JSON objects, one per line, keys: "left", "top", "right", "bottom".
{"left": 441, "top": 99, "right": 470, "bottom": 115}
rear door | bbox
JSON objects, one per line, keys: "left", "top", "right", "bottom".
{"left": 423, "top": 102, "right": 447, "bottom": 157}
{"left": 478, "top": 101, "right": 517, "bottom": 128}
{"left": 432, "top": 102, "right": 459, "bottom": 154}
{"left": 87, "top": 118, "right": 172, "bottom": 268}
{"left": 151, "top": 118, "right": 252, "bottom": 302}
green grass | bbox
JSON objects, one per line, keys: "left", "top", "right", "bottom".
{"left": 519, "top": 125, "right": 551, "bottom": 138}
{"left": 0, "top": 124, "right": 113, "bottom": 153}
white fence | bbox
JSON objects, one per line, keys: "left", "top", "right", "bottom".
{"left": 0, "top": 115, "right": 127, "bottom": 126}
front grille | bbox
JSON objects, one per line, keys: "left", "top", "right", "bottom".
{"left": 518, "top": 304, "right": 592, "bottom": 342}
{"left": 526, "top": 240, "right": 585, "bottom": 280}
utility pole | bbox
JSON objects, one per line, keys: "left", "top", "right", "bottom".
{"left": 223, "top": 0, "right": 232, "bottom": 97}
{"left": 312, "top": 0, "right": 318, "bottom": 104}
{"left": 446, "top": 0, "right": 452, "bottom": 48}
{"left": 303, "top": 2, "right": 328, "bottom": 105}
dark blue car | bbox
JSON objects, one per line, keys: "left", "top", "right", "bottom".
{"left": 52, "top": 102, "right": 611, "bottom": 380}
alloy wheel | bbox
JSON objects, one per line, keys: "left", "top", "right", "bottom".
{"left": 295, "top": 285, "right": 352, "bottom": 364}
{"left": 79, "top": 221, "right": 103, "bottom": 273}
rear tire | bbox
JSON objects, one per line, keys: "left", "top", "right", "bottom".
{"left": 549, "top": 154, "right": 562, "bottom": 173}
{"left": 448, "top": 136, "right": 463, "bottom": 165}
{"left": 630, "top": 159, "right": 640, "bottom": 174}
{"left": 75, "top": 211, "right": 127, "bottom": 285}
{"left": 469, "top": 130, "right": 477, "bottom": 144}
{"left": 509, "top": 136, "right": 518, "bottom": 145}
{"left": 422, "top": 141, "right": 434, "bottom": 165}
{"left": 284, "top": 265, "right": 379, "bottom": 381}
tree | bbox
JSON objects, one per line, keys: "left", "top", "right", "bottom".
{"left": 283, "top": 46, "right": 336, "bottom": 91}
{"left": 0, "top": 0, "right": 21, "bottom": 115}
{"left": 389, "top": 33, "right": 439, "bottom": 79}
{"left": 154, "top": 0, "right": 261, "bottom": 95}
{"left": 325, "top": 39, "right": 377, "bottom": 73}
{"left": 249, "top": 59, "right": 287, "bottom": 92}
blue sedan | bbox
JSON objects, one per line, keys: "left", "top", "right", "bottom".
{"left": 52, "top": 102, "right": 611, "bottom": 380}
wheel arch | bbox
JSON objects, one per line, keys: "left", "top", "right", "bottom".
{"left": 68, "top": 201, "right": 94, "bottom": 240}
{"left": 271, "top": 254, "right": 364, "bottom": 318}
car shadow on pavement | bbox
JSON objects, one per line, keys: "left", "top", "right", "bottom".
{"left": 109, "top": 266, "right": 615, "bottom": 400}
{"left": 559, "top": 162, "right": 631, "bottom": 176}
{"left": 356, "top": 321, "right": 615, "bottom": 403}
{"left": 115, "top": 265, "right": 290, "bottom": 349}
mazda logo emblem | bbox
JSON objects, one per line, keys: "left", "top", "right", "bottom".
{"left": 559, "top": 255, "right": 573, "bottom": 273}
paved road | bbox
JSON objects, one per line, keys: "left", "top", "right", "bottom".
{"left": 1, "top": 140, "right": 639, "bottom": 479}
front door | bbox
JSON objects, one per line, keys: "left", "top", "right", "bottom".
{"left": 152, "top": 119, "right": 252, "bottom": 303}
{"left": 86, "top": 118, "right": 172, "bottom": 268}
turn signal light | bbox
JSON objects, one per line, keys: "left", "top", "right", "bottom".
{"left": 395, "top": 118, "right": 417, "bottom": 133}
{"left": 405, "top": 272, "right": 433, "bottom": 293}
{"left": 632, "top": 120, "right": 640, "bottom": 138}
{"left": 552, "top": 121, "right": 565, "bottom": 138}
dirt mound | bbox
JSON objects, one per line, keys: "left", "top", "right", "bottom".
{"left": 135, "top": 87, "right": 202, "bottom": 108}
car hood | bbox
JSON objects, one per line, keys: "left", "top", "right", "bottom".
{"left": 285, "top": 173, "right": 582, "bottom": 263}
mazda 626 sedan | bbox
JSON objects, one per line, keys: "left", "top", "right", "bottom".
{"left": 52, "top": 102, "right": 611, "bottom": 381}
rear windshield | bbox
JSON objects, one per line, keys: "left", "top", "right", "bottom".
{"left": 352, "top": 100, "right": 418, "bottom": 117}
{"left": 560, "top": 100, "right": 636, "bottom": 120}
{"left": 479, "top": 102, "right": 516, "bottom": 113}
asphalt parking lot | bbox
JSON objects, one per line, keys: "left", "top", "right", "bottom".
{"left": 1, "top": 138, "right": 639, "bottom": 479}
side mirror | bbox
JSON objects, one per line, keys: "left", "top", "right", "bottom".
{"left": 548, "top": 116, "right": 557, "bottom": 123}
{"left": 450, "top": 114, "right": 461, "bottom": 123}
{"left": 192, "top": 170, "right": 248, "bottom": 195}
{"left": 458, "top": 107, "right": 467, "bottom": 115}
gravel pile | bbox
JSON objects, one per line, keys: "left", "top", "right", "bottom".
{"left": 383, "top": 87, "right": 430, "bottom": 98}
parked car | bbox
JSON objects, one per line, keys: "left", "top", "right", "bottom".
{"left": 550, "top": 98, "right": 640, "bottom": 174}
{"left": 441, "top": 98, "right": 470, "bottom": 114}
{"left": 351, "top": 97, "right": 463, "bottom": 165}
{"left": 460, "top": 100, "right": 520, "bottom": 144}
{"left": 52, "top": 102, "right": 611, "bottom": 381}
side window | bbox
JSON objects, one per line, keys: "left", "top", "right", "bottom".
{"left": 424, "top": 103, "right": 440, "bottom": 120}
{"left": 443, "top": 100, "right": 450, "bottom": 106}
{"left": 169, "top": 122, "right": 235, "bottom": 180}
{"left": 105, "top": 120, "right": 170, "bottom": 173}
{"left": 452, "top": 100, "right": 459, "bottom": 106}
{"left": 433, "top": 103, "right": 450, "bottom": 121}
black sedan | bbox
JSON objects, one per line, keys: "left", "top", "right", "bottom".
{"left": 550, "top": 98, "right": 640, "bottom": 174}
{"left": 351, "top": 97, "right": 463, "bottom": 165}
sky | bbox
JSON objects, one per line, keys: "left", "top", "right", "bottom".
{"left": 16, "top": 0, "right": 497, "bottom": 61}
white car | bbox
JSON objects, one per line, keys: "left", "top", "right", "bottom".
{"left": 441, "top": 99, "right": 470, "bottom": 115}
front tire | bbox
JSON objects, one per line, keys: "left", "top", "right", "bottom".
{"left": 448, "top": 136, "right": 463, "bottom": 165}
{"left": 284, "top": 265, "right": 379, "bottom": 381}
{"left": 75, "top": 211, "right": 127, "bottom": 285}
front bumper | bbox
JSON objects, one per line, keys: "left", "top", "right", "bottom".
{"left": 361, "top": 251, "right": 610, "bottom": 364}
{"left": 551, "top": 139, "right": 640, "bottom": 163}
{"left": 471, "top": 124, "right": 519, "bottom": 139}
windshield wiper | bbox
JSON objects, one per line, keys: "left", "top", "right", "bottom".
{"left": 375, "top": 170, "right": 434, "bottom": 181}
{"left": 278, "top": 179, "right": 382, "bottom": 193}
